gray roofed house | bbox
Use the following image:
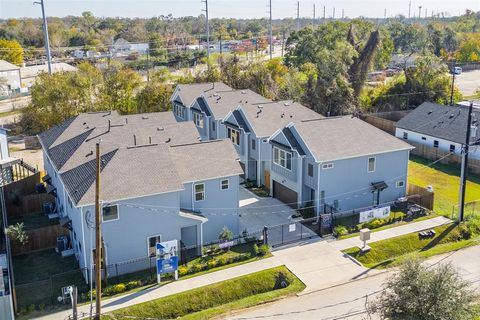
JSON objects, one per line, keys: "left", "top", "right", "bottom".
{"left": 0, "top": 59, "right": 21, "bottom": 91}
{"left": 295, "top": 116, "right": 413, "bottom": 162}
{"left": 203, "top": 89, "right": 269, "bottom": 120}
{"left": 174, "top": 82, "right": 233, "bottom": 108}
{"left": 395, "top": 102, "right": 480, "bottom": 145}
{"left": 38, "top": 110, "right": 243, "bottom": 275}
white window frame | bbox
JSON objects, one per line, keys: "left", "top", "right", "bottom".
{"left": 433, "top": 140, "right": 439, "bottom": 148}
{"left": 367, "top": 157, "right": 376, "bottom": 173}
{"left": 174, "top": 103, "right": 184, "bottom": 119}
{"left": 322, "top": 163, "right": 334, "bottom": 170}
{"left": 193, "top": 112, "right": 204, "bottom": 128}
{"left": 220, "top": 179, "right": 229, "bottom": 190}
{"left": 147, "top": 234, "right": 162, "bottom": 257}
{"left": 227, "top": 127, "right": 240, "bottom": 146}
{"left": 102, "top": 204, "right": 119, "bottom": 222}
{"left": 273, "top": 146, "right": 292, "bottom": 171}
{"left": 195, "top": 183, "right": 205, "bottom": 201}
{"left": 396, "top": 180, "right": 405, "bottom": 188}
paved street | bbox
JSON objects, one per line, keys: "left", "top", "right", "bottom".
{"left": 455, "top": 69, "right": 480, "bottom": 97}
{"left": 37, "top": 216, "right": 452, "bottom": 320}
{"left": 225, "top": 245, "right": 480, "bottom": 320}
{"left": 0, "top": 95, "right": 30, "bottom": 113}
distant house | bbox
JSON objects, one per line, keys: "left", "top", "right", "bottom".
{"left": 20, "top": 63, "right": 78, "bottom": 88}
{"left": 113, "top": 38, "right": 149, "bottom": 55}
{"left": 0, "top": 60, "right": 21, "bottom": 92}
{"left": 38, "top": 111, "right": 242, "bottom": 278}
{"left": 395, "top": 102, "right": 480, "bottom": 159}
{"left": 269, "top": 117, "right": 413, "bottom": 212}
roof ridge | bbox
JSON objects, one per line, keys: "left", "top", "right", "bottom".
{"left": 300, "top": 115, "right": 347, "bottom": 123}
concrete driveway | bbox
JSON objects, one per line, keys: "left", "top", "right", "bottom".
{"left": 239, "top": 187, "right": 297, "bottom": 234}
{"left": 455, "top": 69, "right": 480, "bottom": 96}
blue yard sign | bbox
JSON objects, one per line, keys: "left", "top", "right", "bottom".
{"left": 156, "top": 256, "right": 178, "bottom": 274}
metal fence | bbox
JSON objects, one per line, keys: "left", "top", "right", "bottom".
{"left": 264, "top": 217, "right": 323, "bottom": 247}
{"left": 451, "top": 200, "right": 480, "bottom": 221}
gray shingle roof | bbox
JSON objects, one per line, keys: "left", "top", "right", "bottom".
{"left": 395, "top": 102, "right": 480, "bottom": 144}
{"left": 282, "top": 127, "right": 306, "bottom": 156}
{"left": 38, "top": 111, "right": 241, "bottom": 206}
{"left": 175, "top": 82, "right": 232, "bottom": 108}
{"left": 203, "top": 89, "right": 269, "bottom": 120}
{"left": 241, "top": 100, "right": 323, "bottom": 137}
{"left": 294, "top": 116, "right": 413, "bottom": 162}
{"left": 193, "top": 97, "right": 212, "bottom": 117}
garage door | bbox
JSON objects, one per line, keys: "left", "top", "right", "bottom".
{"left": 273, "top": 181, "right": 298, "bottom": 209}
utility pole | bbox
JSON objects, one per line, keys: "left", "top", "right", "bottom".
{"left": 34, "top": 0, "right": 52, "bottom": 74}
{"left": 313, "top": 3, "right": 316, "bottom": 24}
{"left": 296, "top": 1, "right": 300, "bottom": 31}
{"left": 202, "top": 0, "right": 210, "bottom": 58}
{"left": 384, "top": 8, "right": 387, "bottom": 20}
{"left": 418, "top": 6, "right": 422, "bottom": 20}
{"left": 323, "top": 5, "right": 326, "bottom": 23}
{"left": 450, "top": 62, "right": 456, "bottom": 105}
{"left": 408, "top": 1, "right": 411, "bottom": 19}
{"left": 333, "top": 7, "right": 335, "bottom": 20}
{"left": 269, "top": 0, "right": 273, "bottom": 59}
{"left": 342, "top": 9, "right": 344, "bottom": 20}
{"left": 425, "top": 8, "right": 427, "bottom": 19}
{"left": 94, "top": 142, "right": 102, "bottom": 319}
{"left": 458, "top": 102, "right": 474, "bottom": 222}
{"left": 281, "top": 29, "right": 285, "bottom": 57}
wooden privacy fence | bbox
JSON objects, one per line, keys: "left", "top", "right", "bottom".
{"left": 6, "top": 193, "right": 55, "bottom": 218}
{"left": 359, "top": 111, "right": 410, "bottom": 135}
{"left": 11, "top": 224, "right": 69, "bottom": 256}
{"left": 409, "top": 141, "right": 480, "bottom": 175}
{"left": 407, "top": 183, "right": 434, "bottom": 211}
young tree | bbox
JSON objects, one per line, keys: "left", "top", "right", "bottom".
{"left": 6, "top": 223, "right": 28, "bottom": 245}
{"left": 0, "top": 39, "right": 24, "bottom": 65}
{"left": 369, "top": 258, "right": 478, "bottom": 320}
{"left": 218, "top": 226, "right": 233, "bottom": 241}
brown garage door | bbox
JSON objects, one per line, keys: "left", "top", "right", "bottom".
{"left": 273, "top": 181, "right": 298, "bottom": 209}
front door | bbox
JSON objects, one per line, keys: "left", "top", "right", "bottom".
{"left": 264, "top": 170, "right": 270, "bottom": 192}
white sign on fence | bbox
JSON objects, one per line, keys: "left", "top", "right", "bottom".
{"left": 288, "top": 224, "right": 296, "bottom": 232}
{"left": 359, "top": 206, "right": 391, "bottom": 223}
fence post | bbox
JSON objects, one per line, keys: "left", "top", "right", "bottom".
{"left": 281, "top": 225, "right": 284, "bottom": 244}
{"left": 263, "top": 226, "right": 268, "bottom": 245}
{"left": 300, "top": 223, "right": 303, "bottom": 240}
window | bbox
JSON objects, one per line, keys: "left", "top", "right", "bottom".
{"left": 102, "top": 205, "right": 119, "bottom": 222}
{"left": 221, "top": 179, "right": 229, "bottom": 190}
{"left": 251, "top": 139, "right": 256, "bottom": 150}
{"left": 212, "top": 121, "right": 216, "bottom": 131}
{"left": 195, "top": 183, "right": 205, "bottom": 201}
{"left": 450, "top": 144, "right": 456, "bottom": 152}
{"left": 273, "top": 146, "right": 292, "bottom": 170}
{"left": 433, "top": 140, "right": 439, "bottom": 148}
{"left": 148, "top": 235, "right": 161, "bottom": 257}
{"left": 193, "top": 112, "right": 204, "bottom": 128}
{"left": 174, "top": 104, "right": 185, "bottom": 119}
{"left": 421, "top": 136, "right": 427, "bottom": 141}
{"left": 368, "top": 157, "right": 376, "bottom": 173}
{"left": 308, "top": 163, "right": 314, "bottom": 177}
{"left": 227, "top": 127, "right": 240, "bottom": 145}
{"left": 396, "top": 180, "right": 405, "bottom": 188}
{"left": 403, "top": 132, "right": 408, "bottom": 139}
{"left": 322, "top": 163, "right": 334, "bottom": 170}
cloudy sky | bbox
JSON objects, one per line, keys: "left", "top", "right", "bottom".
{"left": 1, "top": 0, "right": 478, "bottom": 19}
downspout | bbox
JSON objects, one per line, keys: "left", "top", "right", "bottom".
{"left": 80, "top": 206, "right": 88, "bottom": 283}
{"left": 257, "top": 137, "right": 262, "bottom": 187}
{"left": 317, "top": 162, "right": 321, "bottom": 219}
{"left": 1, "top": 186, "right": 17, "bottom": 315}
{"left": 298, "top": 153, "right": 304, "bottom": 210}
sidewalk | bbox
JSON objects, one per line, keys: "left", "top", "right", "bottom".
{"left": 37, "top": 215, "right": 452, "bottom": 319}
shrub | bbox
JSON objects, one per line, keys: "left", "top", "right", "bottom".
{"left": 207, "top": 259, "right": 217, "bottom": 269}
{"left": 217, "top": 257, "right": 228, "bottom": 266}
{"left": 362, "top": 218, "right": 387, "bottom": 230}
{"left": 258, "top": 244, "right": 270, "bottom": 256}
{"left": 298, "top": 201, "right": 315, "bottom": 219}
{"left": 190, "top": 263, "right": 204, "bottom": 273}
{"left": 178, "top": 266, "right": 188, "bottom": 276}
{"left": 38, "top": 303, "right": 45, "bottom": 311}
{"left": 466, "top": 217, "right": 480, "bottom": 235}
{"left": 126, "top": 281, "right": 140, "bottom": 291}
{"left": 334, "top": 225, "right": 349, "bottom": 236}
{"left": 218, "top": 226, "right": 234, "bottom": 241}
{"left": 459, "top": 223, "right": 472, "bottom": 240}
{"left": 252, "top": 244, "right": 259, "bottom": 256}
{"left": 27, "top": 304, "right": 35, "bottom": 313}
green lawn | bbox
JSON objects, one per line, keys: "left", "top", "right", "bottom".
{"left": 343, "top": 223, "right": 479, "bottom": 269}
{"left": 102, "top": 266, "right": 305, "bottom": 320}
{"left": 409, "top": 155, "right": 480, "bottom": 218}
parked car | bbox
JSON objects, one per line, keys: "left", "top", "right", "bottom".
{"left": 453, "top": 66, "right": 462, "bottom": 75}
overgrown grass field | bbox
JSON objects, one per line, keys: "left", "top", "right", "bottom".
{"left": 408, "top": 156, "right": 480, "bottom": 217}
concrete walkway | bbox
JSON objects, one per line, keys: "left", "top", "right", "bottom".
{"left": 37, "top": 215, "right": 452, "bottom": 320}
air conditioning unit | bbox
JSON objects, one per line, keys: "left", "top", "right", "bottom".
{"left": 57, "top": 236, "right": 68, "bottom": 253}
{"left": 43, "top": 202, "right": 54, "bottom": 215}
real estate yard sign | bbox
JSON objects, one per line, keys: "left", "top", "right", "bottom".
{"left": 359, "top": 206, "right": 391, "bottom": 223}
{"left": 156, "top": 240, "right": 179, "bottom": 283}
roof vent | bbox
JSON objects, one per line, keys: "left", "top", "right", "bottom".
{"left": 142, "top": 116, "right": 148, "bottom": 120}
{"left": 83, "top": 122, "right": 87, "bottom": 125}
{"left": 284, "top": 102, "right": 290, "bottom": 106}
{"left": 449, "top": 113, "right": 454, "bottom": 119}
{"left": 157, "top": 127, "right": 164, "bottom": 131}
{"left": 241, "top": 90, "right": 246, "bottom": 94}
{"left": 427, "top": 110, "right": 433, "bottom": 115}
{"left": 165, "top": 138, "right": 171, "bottom": 143}
{"left": 281, "top": 112, "right": 285, "bottom": 118}
{"left": 86, "top": 150, "right": 93, "bottom": 157}
{"left": 258, "top": 105, "right": 263, "bottom": 109}
{"left": 213, "top": 93, "right": 218, "bottom": 97}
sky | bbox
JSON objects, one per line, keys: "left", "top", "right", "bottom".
{"left": 0, "top": 0, "right": 479, "bottom": 20}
